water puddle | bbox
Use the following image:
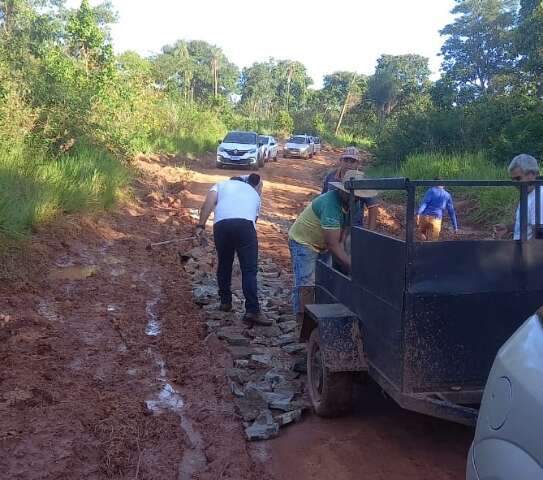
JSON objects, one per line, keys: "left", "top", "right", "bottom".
{"left": 48, "top": 265, "right": 98, "bottom": 281}
{"left": 145, "top": 298, "right": 161, "bottom": 336}
{"left": 142, "top": 283, "right": 207, "bottom": 479}
{"left": 145, "top": 382, "right": 184, "bottom": 413}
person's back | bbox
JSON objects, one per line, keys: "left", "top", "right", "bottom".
{"left": 417, "top": 185, "right": 458, "bottom": 240}
{"left": 213, "top": 179, "right": 260, "bottom": 224}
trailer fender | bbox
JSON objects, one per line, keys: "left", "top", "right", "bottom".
{"left": 302, "top": 303, "right": 367, "bottom": 373}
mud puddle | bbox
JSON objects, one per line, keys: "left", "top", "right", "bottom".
{"left": 48, "top": 265, "right": 98, "bottom": 280}
{"left": 143, "top": 287, "right": 207, "bottom": 478}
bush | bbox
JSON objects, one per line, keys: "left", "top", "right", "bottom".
{"left": 0, "top": 143, "right": 128, "bottom": 239}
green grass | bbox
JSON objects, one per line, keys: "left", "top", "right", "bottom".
{"left": 0, "top": 144, "right": 129, "bottom": 239}
{"left": 368, "top": 151, "right": 517, "bottom": 225}
{"left": 322, "top": 132, "right": 375, "bottom": 150}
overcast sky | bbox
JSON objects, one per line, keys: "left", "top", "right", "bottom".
{"left": 66, "top": 0, "right": 456, "bottom": 87}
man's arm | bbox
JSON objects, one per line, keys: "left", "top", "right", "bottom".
{"left": 446, "top": 196, "right": 459, "bottom": 231}
{"left": 417, "top": 190, "right": 432, "bottom": 216}
{"left": 323, "top": 229, "right": 351, "bottom": 271}
{"left": 198, "top": 190, "right": 218, "bottom": 229}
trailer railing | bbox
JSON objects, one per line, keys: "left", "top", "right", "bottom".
{"left": 344, "top": 177, "right": 543, "bottom": 243}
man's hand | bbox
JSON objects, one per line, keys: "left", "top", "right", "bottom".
{"left": 195, "top": 224, "right": 206, "bottom": 244}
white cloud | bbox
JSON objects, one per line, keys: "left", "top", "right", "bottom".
{"left": 66, "top": 0, "right": 455, "bottom": 86}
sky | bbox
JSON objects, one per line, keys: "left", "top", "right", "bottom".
{"left": 66, "top": 0, "right": 457, "bottom": 87}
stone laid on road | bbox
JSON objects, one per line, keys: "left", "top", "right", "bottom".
{"left": 282, "top": 343, "right": 306, "bottom": 355}
{"left": 278, "top": 320, "right": 298, "bottom": 334}
{"left": 275, "top": 409, "right": 302, "bottom": 427}
{"left": 186, "top": 238, "right": 309, "bottom": 441}
{"left": 245, "top": 410, "right": 279, "bottom": 441}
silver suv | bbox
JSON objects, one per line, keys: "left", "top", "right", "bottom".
{"left": 467, "top": 310, "right": 543, "bottom": 480}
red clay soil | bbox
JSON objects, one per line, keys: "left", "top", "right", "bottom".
{"left": 1, "top": 148, "right": 473, "bottom": 480}
{"left": 0, "top": 156, "right": 271, "bottom": 480}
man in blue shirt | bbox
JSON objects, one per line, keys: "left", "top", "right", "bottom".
{"left": 322, "top": 147, "right": 379, "bottom": 229}
{"left": 417, "top": 180, "right": 459, "bottom": 241}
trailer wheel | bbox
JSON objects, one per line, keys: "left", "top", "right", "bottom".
{"left": 307, "top": 328, "right": 354, "bottom": 417}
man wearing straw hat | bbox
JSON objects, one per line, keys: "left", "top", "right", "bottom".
{"left": 322, "top": 146, "right": 379, "bottom": 231}
{"left": 288, "top": 170, "right": 378, "bottom": 318}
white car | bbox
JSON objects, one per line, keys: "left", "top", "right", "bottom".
{"left": 283, "top": 135, "right": 314, "bottom": 159}
{"left": 216, "top": 131, "right": 264, "bottom": 170}
{"left": 466, "top": 310, "right": 543, "bottom": 480}
{"left": 258, "top": 135, "right": 279, "bottom": 162}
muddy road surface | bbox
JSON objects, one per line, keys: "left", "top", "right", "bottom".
{"left": 1, "top": 148, "right": 472, "bottom": 479}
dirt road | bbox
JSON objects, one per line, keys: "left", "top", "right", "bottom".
{"left": 0, "top": 148, "right": 472, "bottom": 479}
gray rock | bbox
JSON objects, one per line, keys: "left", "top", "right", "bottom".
{"left": 245, "top": 380, "right": 272, "bottom": 395}
{"left": 275, "top": 409, "right": 302, "bottom": 427}
{"left": 277, "top": 333, "right": 297, "bottom": 346}
{"left": 274, "top": 379, "right": 304, "bottom": 396}
{"left": 278, "top": 314, "right": 297, "bottom": 324}
{"left": 278, "top": 321, "right": 298, "bottom": 334}
{"left": 207, "top": 310, "right": 233, "bottom": 321}
{"left": 226, "top": 367, "right": 250, "bottom": 384}
{"left": 223, "top": 333, "right": 250, "bottom": 347}
{"left": 228, "top": 346, "right": 258, "bottom": 360}
{"left": 248, "top": 325, "right": 282, "bottom": 338}
{"left": 235, "top": 387, "right": 268, "bottom": 422}
{"left": 245, "top": 410, "right": 279, "bottom": 441}
{"left": 234, "top": 359, "right": 249, "bottom": 368}
{"left": 249, "top": 354, "right": 273, "bottom": 368}
{"left": 230, "top": 382, "right": 245, "bottom": 398}
{"left": 205, "top": 320, "right": 221, "bottom": 332}
{"left": 193, "top": 285, "right": 217, "bottom": 305}
{"left": 260, "top": 391, "right": 295, "bottom": 411}
{"left": 264, "top": 369, "right": 299, "bottom": 386}
{"left": 282, "top": 343, "right": 306, "bottom": 355}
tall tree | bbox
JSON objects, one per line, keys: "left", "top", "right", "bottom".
{"left": 367, "top": 54, "right": 430, "bottom": 128}
{"left": 517, "top": 0, "right": 543, "bottom": 94}
{"left": 440, "top": 0, "right": 518, "bottom": 97}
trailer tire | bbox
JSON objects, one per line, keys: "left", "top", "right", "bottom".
{"left": 307, "top": 328, "right": 354, "bottom": 417}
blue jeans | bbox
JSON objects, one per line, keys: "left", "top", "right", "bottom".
{"left": 289, "top": 239, "right": 323, "bottom": 314}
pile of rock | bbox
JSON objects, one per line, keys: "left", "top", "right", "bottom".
{"left": 184, "top": 243, "right": 310, "bottom": 441}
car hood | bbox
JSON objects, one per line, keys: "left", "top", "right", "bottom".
{"left": 219, "top": 142, "right": 257, "bottom": 151}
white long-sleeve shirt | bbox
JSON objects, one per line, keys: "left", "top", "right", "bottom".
{"left": 513, "top": 188, "right": 543, "bottom": 240}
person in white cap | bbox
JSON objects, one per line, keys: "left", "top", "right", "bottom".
{"left": 321, "top": 146, "right": 379, "bottom": 230}
{"left": 288, "top": 170, "right": 378, "bottom": 318}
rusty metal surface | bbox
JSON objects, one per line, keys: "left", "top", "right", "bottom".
{"left": 304, "top": 303, "right": 367, "bottom": 373}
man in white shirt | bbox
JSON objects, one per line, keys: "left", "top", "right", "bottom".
{"left": 495, "top": 154, "right": 543, "bottom": 240}
{"left": 196, "top": 174, "right": 271, "bottom": 326}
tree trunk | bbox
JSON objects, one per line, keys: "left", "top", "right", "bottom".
{"left": 335, "top": 74, "right": 357, "bottom": 135}
{"left": 286, "top": 64, "right": 293, "bottom": 112}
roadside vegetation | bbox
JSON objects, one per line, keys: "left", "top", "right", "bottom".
{"left": 2, "top": 0, "right": 542, "bottom": 238}
{"left": 369, "top": 152, "right": 518, "bottom": 224}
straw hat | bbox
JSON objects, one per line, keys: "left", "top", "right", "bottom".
{"left": 329, "top": 169, "right": 379, "bottom": 198}
{"left": 340, "top": 146, "right": 360, "bottom": 162}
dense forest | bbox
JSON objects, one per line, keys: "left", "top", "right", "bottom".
{"left": 1, "top": 0, "right": 542, "bottom": 236}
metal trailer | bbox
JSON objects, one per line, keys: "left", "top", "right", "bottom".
{"left": 301, "top": 178, "right": 543, "bottom": 426}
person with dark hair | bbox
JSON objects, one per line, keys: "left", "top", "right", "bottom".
{"left": 417, "top": 178, "right": 458, "bottom": 241}
{"left": 196, "top": 173, "right": 270, "bottom": 326}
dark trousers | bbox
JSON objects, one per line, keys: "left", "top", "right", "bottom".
{"left": 213, "top": 219, "right": 259, "bottom": 313}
